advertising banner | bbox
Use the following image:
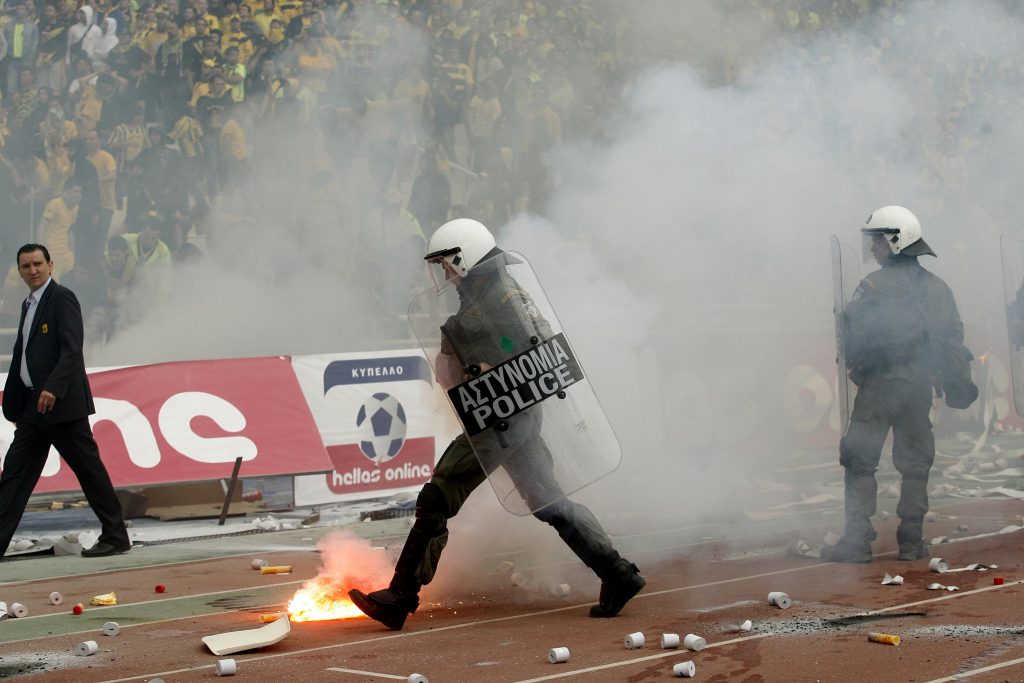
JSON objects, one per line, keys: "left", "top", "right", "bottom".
{"left": 291, "top": 350, "right": 458, "bottom": 506}
{"left": 0, "top": 356, "right": 331, "bottom": 493}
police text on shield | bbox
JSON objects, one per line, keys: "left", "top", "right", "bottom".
{"left": 448, "top": 333, "right": 584, "bottom": 436}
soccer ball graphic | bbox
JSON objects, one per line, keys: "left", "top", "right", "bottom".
{"left": 355, "top": 393, "right": 408, "bottom": 464}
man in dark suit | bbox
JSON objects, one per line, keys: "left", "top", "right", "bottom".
{"left": 0, "top": 244, "right": 131, "bottom": 559}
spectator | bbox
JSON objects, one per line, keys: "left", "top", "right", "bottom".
{"left": 84, "top": 129, "right": 118, "bottom": 245}
{"left": 3, "top": 2, "right": 39, "bottom": 96}
{"left": 67, "top": 6, "right": 100, "bottom": 66}
{"left": 407, "top": 144, "right": 451, "bottom": 236}
{"left": 122, "top": 211, "right": 173, "bottom": 310}
{"left": 36, "top": 183, "right": 81, "bottom": 279}
{"left": 84, "top": 18, "right": 120, "bottom": 68}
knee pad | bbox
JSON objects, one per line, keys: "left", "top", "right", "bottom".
{"left": 532, "top": 498, "right": 573, "bottom": 529}
{"left": 839, "top": 436, "right": 875, "bottom": 476}
{"left": 414, "top": 483, "right": 448, "bottom": 534}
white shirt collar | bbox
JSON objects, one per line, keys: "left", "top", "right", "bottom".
{"left": 29, "top": 278, "right": 53, "bottom": 304}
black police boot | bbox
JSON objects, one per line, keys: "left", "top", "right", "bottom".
{"left": 348, "top": 588, "right": 419, "bottom": 631}
{"left": 820, "top": 536, "right": 873, "bottom": 563}
{"left": 897, "top": 539, "right": 930, "bottom": 561}
{"left": 589, "top": 559, "right": 646, "bottom": 618}
{"left": 896, "top": 519, "right": 929, "bottom": 561}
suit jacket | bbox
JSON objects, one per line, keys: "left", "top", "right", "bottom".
{"left": 2, "top": 281, "right": 95, "bottom": 424}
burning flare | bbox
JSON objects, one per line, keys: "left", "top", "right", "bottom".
{"left": 287, "top": 577, "right": 364, "bottom": 622}
{"left": 284, "top": 529, "right": 396, "bottom": 622}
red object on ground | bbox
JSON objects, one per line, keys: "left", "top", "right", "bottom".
{"left": 72, "top": 604, "right": 83, "bottom": 615}
{"left": 993, "top": 577, "right": 1005, "bottom": 585}
{"left": 155, "top": 584, "right": 167, "bottom": 593}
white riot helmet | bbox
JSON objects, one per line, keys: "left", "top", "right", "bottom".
{"left": 424, "top": 218, "right": 497, "bottom": 291}
{"left": 861, "top": 205, "right": 936, "bottom": 262}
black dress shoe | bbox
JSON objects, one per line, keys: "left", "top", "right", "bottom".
{"left": 81, "top": 542, "right": 132, "bottom": 558}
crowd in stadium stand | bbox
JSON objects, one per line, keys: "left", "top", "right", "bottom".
{"left": 0, "top": 0, "right": 1014, "bottom": 346}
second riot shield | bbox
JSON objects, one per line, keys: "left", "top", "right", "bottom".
{"left": 408, "top": 250, "right": 622, "bottom": 516}
{"left": 1000, "top": 235, "right": 1024, "bottom": 416}
{"left": 832, "top": 235, "right": 861, "bottom": 434}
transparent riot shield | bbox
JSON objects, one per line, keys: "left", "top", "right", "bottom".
{"left": 831, "top": 235, "right": 861, "bottom": 434}
{"left": 1000, "top": 235, "right": 1024, "bottom": 416}
{"left": 408, "top": 251, "right": 622, "bottom": 516}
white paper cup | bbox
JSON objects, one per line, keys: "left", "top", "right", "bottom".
{"left": 216, "top": 658, "right": 237, "bottom": 676}
{"left": 49, "top": 591, "right": 63, "bottom": 605}
{"left": 929, "top": 557, "right": 948, "bottom": 573}
{"left": 624, "top": 632, "right": 645, "bottom": 649}
{"left": 768, "top": 591, "right": 792, "bottom": 609}
{"left": 661, "top": 633, "right": 680, "bottom": 649}
{"left": 683, "top": 634, "right": 706, "bottom": 651}
{"left": 548, "top": 646, "right": 570, "bottom": 663}
{"left": 408, "top": 675, "right": 428, "bottom": 683}
{"left": 10, "top": 602, "right": 28, "bottom": 618}
{"left": 549, "top": 583, "right": 570, "bottom": 597}
{"left": 251, "top": 558, "right": 268, "bottom": 570}
{"left": 673, "top": 661, "right": 697, "bottom": 677}
{"left": 76, "top": 640, "right": 98, "bottom": 656}
{"left": 103, "top": 621, "right": 120, "bottom": 636}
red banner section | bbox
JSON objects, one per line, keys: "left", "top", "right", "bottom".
{"left": 1, "top": 356, "right": 332, "bottom": 493}
{"left": 323, "top": 437, "right": 436, "bottom": 494}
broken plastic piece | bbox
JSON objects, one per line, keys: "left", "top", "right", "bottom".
{"left": 90, "top": 592, "right": 117, "bottom": 606}
{"left": 203, "top": 615, "right": 291, "bottom": 656}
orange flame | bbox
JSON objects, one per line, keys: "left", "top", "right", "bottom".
{"left": 287, "top": 577, "right": 365, "bottom": 622}
{"left": 979, "top": 354, "right": 989, "bottom": 364}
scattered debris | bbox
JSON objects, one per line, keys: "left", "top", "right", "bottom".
{"left": 259, "top": 565, "right": 292, "bottom": 575}
{"left": 624, "top": 632, "right": 645, "bottom": 649}
{"left": 926, "top": 583, "right": 959, "bottom": 592}
{"left": 881, "top": 573, "right": 904, "bottom": 585}
{"left": 673, "top": 661, "right": 696, "bottom": 678}
{"left": 90, "top": 592, "right": 117, "bottom": 606}
{"left": 867, "top": 632, "right": 901, "bottom": 646}
{"left": 683, "top": 634, "right": 706, "bottom": 651}
{"left": 202, "top": 615, "right": 291, "bottom": 655}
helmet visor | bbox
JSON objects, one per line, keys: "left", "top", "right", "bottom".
{"left": 424, "top": 246, "right": 463, "bottom": 293}
{"left": 861, "top": 228, "right": 898, "bottom": 263}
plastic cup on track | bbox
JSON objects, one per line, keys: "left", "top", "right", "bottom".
{"left": 673, "top": 661, "right": 696, "bottom": 677}
{"left": 624, "top": 631, "right": 645, "bottom": 649}
{"left": 548, "top": 646, "right": 570, "bottom": 663}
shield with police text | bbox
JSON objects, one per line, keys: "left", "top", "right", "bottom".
{"left": 1000, "top": 235, "right": 1024, "bottom": 416}
{"left": 408, "top": 250, "right": 622, "bottom": 515}
{"left": 832, "top": 235, "right": 861, "bottom": 434}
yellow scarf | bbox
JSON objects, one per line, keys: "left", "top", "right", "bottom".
{"left": 13, "top": 24, "right": 24, "bottom": 59}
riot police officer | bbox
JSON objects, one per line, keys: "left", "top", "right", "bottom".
{"left": 823, "top": 206, "right": 976, "bottom": 563}
{"left": 349, "top": 218, "right": 645, "bottom": 628}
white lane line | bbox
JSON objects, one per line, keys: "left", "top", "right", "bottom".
{"left": 0, "top": 548, "right": 318, "bottom": 588}
{"left": 922, "top": 654, "right": 1024, "bottom": 682}
{"left": 862, "top": 579, "right": 1024, "bottom": 615}
{"left": 94, "top": 569, "right": 1015, "bottom": 679}
{"left": 326, "top": 667, "right": 407, "bottom": 679}
{"left": 4, "top": 579, "right": 306, "bottom": 624}
{"left": 513, "top": 633, "right": 771, "bottom": 683}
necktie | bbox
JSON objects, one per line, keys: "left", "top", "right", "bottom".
{"left": 20, "top": 297, "right": 35, "bottom": 388}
